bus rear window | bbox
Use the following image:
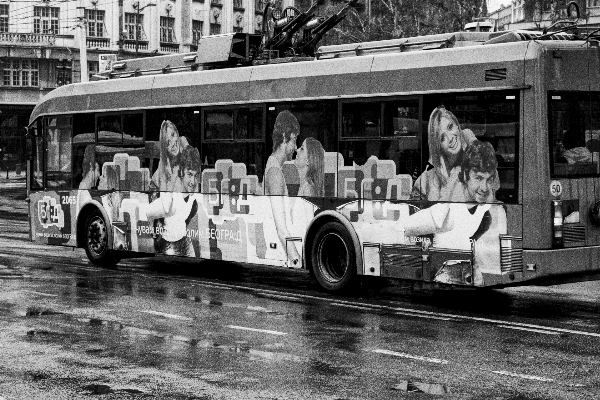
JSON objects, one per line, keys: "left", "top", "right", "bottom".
{"left": 550, "top": 92, "right": 600, "bottom": 177}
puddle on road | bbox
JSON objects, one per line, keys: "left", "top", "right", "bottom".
{"left": 25, "top": 306, "right": 62, "bottom": 316}
{"left": 392, "top": 380, "right": 450, "bottom": 395}
{"left": 83, "top": 383, "right": 114, "bottom": 395}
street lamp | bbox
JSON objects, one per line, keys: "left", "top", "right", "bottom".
{"left": 132, "top": 1, "right": 156, "bottom": 53}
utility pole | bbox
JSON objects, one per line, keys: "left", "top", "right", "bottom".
{"left": 77, "top": 3, "right": 89, "bottom": 82}
{"left": 118, "top": 0, "right": 124, "bottom": 54}
{"left": 134, "top": 1, "right": 140, "bottom": 53}
{"left": 132, "top": 1, "right": 155, "bottom": 54}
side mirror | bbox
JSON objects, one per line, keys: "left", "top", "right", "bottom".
{"left": 25, "top": 127, "right": 34, "bottom": 160}
{"left": 566, "top": 1, "right": 580, "bottom": 19}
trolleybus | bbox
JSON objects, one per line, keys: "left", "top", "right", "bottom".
{"left": 26, "top": 23, "right": 600, "bottom": 293}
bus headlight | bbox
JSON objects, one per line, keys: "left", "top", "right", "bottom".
{"left": 552, "top": 200, "right": 563, "bottom": 248}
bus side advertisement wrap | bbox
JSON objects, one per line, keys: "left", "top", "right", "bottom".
{"left": 47, "top": 99, "right": 517, "bottom": 289}
{"left": 30, "top": 191, "right": 77, "bottom": 246}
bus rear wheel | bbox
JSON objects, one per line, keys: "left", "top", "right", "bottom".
{"left": 310, "top": 221, "right": 357, "bottom": 293}
{"left": 84, "top": 209, "right": 120, "bottom": 267}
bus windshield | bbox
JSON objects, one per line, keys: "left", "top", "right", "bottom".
{"left": 550, "top": 91, "right": 600, "bottom": 177}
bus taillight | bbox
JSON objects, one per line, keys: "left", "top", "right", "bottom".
{"left": 552, "top": 200, "right": 564, "bottom": 248}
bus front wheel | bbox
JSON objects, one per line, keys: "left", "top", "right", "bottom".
{"left": 84, "top": 209, "right": 120, "bottom": 267}
{"left": 310, "top": 221, "right": 357, "bottom": 293}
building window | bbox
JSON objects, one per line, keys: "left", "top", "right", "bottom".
{"left": 590, "top": 0, "right": 600, "bottom": 7}
{"left": 0, "top": 4, "right": 8, "bottom": 33}
{"left": 255, "top": 0, "right": 266, "bottom": 12}
{"left": 34, "top": 6, "right": 59, "bottom": 34}
{"left": 233, "top": 26, "right": 243, "bottom": 33}
{"left": 125, "top": 13, "right": 144, "bottom": 40}
{"left": 56, "top": 59, "right": 72, "bottom": 87}
{"left": 192, "top": 20, "right": 203, "bottom": 45}
{"left": 85, "top": 9, "right": 105, "bottom": 37}
{"left": 88, "top": 61, "right": 99, "bottom": 79}
{"left": 3, "top": 59, "right": 39, "bottom": 87}
{"left": 160, "top": 16, "right": 176, "bottom": 43}
{"left": 210, "top": 23, "right": 221, "bottom": 35}
{"left": 233, "top": 0, "right": 243, "bottom": 8}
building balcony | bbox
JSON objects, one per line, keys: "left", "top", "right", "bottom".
{"left": 123, "top": 39, "right": 149, "bottom": 51}
{"left": 160, "top": 42, "right": 180, "bottom": 53}
{"left": 86, "top": 37, "right": 111, "bottom": 48}
{"left": 0, "top": 32, "right": 55, "bottom": 46}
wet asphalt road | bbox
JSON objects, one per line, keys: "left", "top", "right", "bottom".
{"left": 1, "top": 180, "right": 600, "bottom": 399}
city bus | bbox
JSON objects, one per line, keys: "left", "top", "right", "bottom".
{"left": 26, "top": 28, "right": 600, "bottom": 293}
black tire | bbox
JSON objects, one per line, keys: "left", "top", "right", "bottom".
{"left": 310, "top": 221, "right": 357, "bottom": 293}
{"left": 84, "top": 209, "right": 120, "bottom": 267}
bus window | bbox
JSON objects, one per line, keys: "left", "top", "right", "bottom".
{"left": 235, "top": 107, "right": 262, "bottom": 140}
{"left": 550, "top": 92, "right": 600, "bottom": 177}
{"left": 123, "top": 113, "right": 144, "bottom": 146}
{"left": 73, "top": 113, "right": 96, "bottom": 189}
{"left": 419, "top": 91, "right": 519, "bottom": 204}
{"left": 29, "top": 121, "right": 43, "bottom": 190}
{"left": 201, "top": 105, "right": 265, "bottom": 184}
{"left": 97, "top": 114, "right": 122, "bottom": 145}
{"left": 265, "top": 101, "right": 336, "bottom": 197}
{"left": 45, "top": 116, "right": 72, "bottom": 189}
{"left": 340, "top": 99, "right": 421, "bottom": 200}
{"left": 205, "top": 110, "right": 233, "bottom": 140}
{"left": 342, "top": 102, "right": 381, "bottom": 138}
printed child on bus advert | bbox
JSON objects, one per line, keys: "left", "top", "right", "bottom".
{"left": 141, "top": 145, "right": 200, "bottom": 257}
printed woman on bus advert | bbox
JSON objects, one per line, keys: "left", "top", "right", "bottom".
{"left": 411, "top": 106, "right": 478, "bottom": 202}
{"left": 150, "top": 120, "right": 190, "bottom": 193}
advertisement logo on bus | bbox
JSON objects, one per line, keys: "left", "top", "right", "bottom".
{"left": 38, "top": 195, "right": 65, "bottom": 229}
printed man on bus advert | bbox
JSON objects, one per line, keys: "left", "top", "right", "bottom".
{"left": 405, "top": 140, "right": 507, "bottom": 285}
{"left": 264, "top": 110, "right": 302, "bottom": 267}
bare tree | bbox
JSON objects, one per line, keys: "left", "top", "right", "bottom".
{"left": 306, "top": 0, "right": 488, "bottom": 46}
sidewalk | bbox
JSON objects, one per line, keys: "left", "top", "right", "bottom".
{"left": 0, "top": 170, "right": 26, "bottom": 186}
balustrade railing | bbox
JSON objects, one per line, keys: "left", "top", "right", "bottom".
{"left": 160, "top": 43, "right": 179, "bottom": 53}
{"left": 86, "top": 37, "right": 111, "bottom": 48}
{"left": 0, "top": 32, "right": 54, "bottom": 45}
{"left": 123, "top": 40, "right": 149, "bottom": 51}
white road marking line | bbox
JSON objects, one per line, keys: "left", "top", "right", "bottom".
{"left": 247, "top": 305, "right": 275, "bottom": 313}
{"left": 490, "top": 370, "right": 555, "bottom": 382}
{"left": 139, "top": 310, "right": 193, "bottom": 321}
{"left": 194, "top": 282, "right": 232, "bottom": 290}
{"left": 225, "top": 325, "right": 288, "bottom": 336}
{"left": 330, "top": 302, "right": 374, "bottom": 311}
{"left": 20, "top": 290, "right": 57, "bottom": 297}
{"left": 396, "top": 311, "right": 455, "bottom": 321}
{"left": 258, "top": 293, "right": 303, "bottom": 302}
{"left": 371, "top": 349, "right": 449, "bottom": 365}
{"left": 498, "top": 325, "right": 562, "bottom": 335}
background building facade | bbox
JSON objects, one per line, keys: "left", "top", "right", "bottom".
{"left": 488, "top": 0, "right": 600, "bottom": 31}
{"left": 0, "top": 0, "right": 296, "bottom": 166}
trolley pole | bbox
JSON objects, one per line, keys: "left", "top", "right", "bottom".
{"left": 77, "top": 4, "right": 89, "bottom": 82}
